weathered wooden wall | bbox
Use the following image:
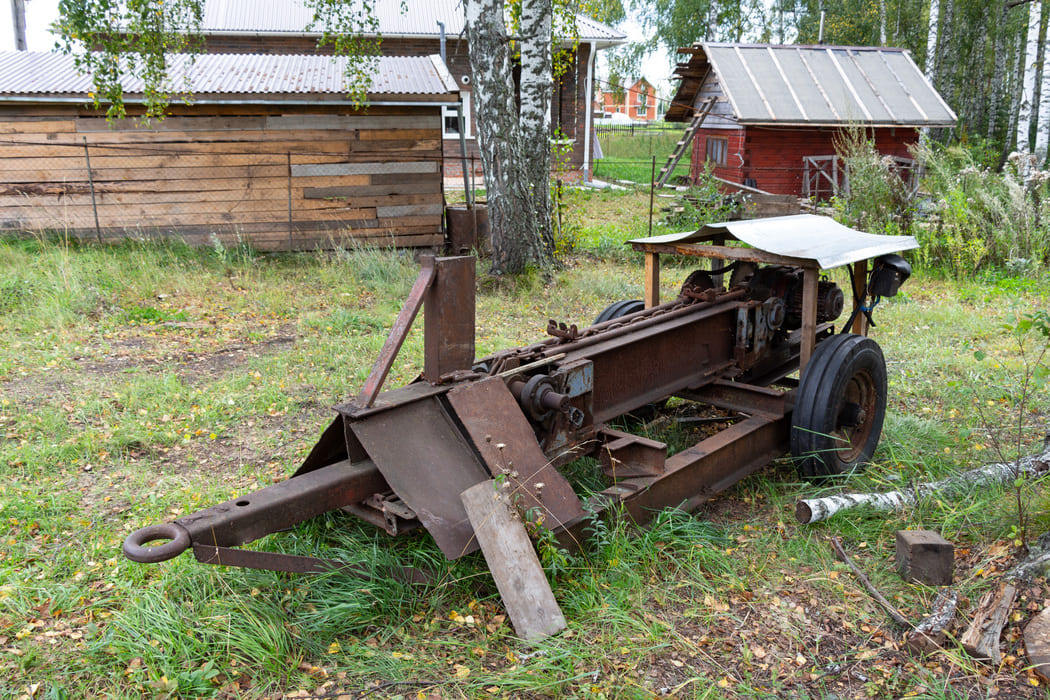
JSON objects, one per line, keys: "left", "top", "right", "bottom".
{"left": 0, "top": 104, "right": 445, "bottom": 250}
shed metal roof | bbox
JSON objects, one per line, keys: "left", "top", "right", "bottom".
{"left": 0, "top": 51, "right": 459, "bottom": 103}
{"left": 199, "top": 0, "right": 626, "bottom": 46}
{"left": 667, "top": 42, "right": 956, "bottom": 128}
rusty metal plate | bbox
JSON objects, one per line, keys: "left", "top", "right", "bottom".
{"left": 446, "top": 378, "right": 584, "bottom": 531}
{"left": 349, "top": 396, "right": 489, "bottom": 559}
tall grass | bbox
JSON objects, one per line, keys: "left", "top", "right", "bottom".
{"left": 830, "top": 129, "right": 1050, "bottom": 277}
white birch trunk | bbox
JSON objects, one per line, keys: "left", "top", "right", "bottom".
{"left": 1017, "top": 0, "right": 1042, "bottom": 154}
{"left": 1036, "top": 24, "right": 1050, "bottom": 160}
{"left": 879, "top": 0, "right": 887, "bottom": 45}
{"left": 462, "top": 0, "right": 555, "bottom": 275}
{"left": 795, "top": 447, "right": 1050, "bottom": 524}
{"left": 925, "top": 0, "right": 940, "bottom": 81}
{"left": 987, "top": 3, "right": 1011, "bottom": 142}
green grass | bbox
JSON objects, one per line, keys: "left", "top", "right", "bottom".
{"left": 593, "top": 127, "right": 693, "bottom": 184}
{"left": 1, "top": 210, "right": 1049, "bottom": 698}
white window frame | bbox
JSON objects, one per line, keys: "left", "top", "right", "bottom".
{"left": 442, "top": 92, "right": 473, "bottom": 140}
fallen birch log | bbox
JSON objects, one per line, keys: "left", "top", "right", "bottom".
{"left": 796, "top": 447, "right": 1050, "bottom": 524}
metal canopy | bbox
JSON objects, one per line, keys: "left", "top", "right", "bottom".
{"left": 629, "top": 214, "right": 918, "bottom": 269}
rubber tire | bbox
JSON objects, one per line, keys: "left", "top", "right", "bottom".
{"left": 791, "top": 334, "right": 887, "bottom": 479}
{"left": 594, "top": 299, "right": 644, "bottom": 325}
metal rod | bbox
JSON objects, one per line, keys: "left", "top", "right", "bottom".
{"left": 287, "top": 152, "right": 293, "bottom": 250}
{"left": 648, "top": 155, "right": 656, "bottom": 238}
{"left": 358, "top": 257, "right": 437, "bottom": 407}
{"left": 83, "top": 139, "right": 102, "bottom": 243}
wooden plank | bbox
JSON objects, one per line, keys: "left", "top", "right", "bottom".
{"left": 0, "top": 119, "right": 77, "bottom": 134}
{"left": 644, "top": 251, "right": 660, "bottom": 308}
{"left": 75, "top": 115, "right": 270, "bottom": 132}
{"left": 358, "top": 128, "right": 442, "bottom": 141}
{"left": 292, "top": 161, "right": 439, "bottom": 177}
{"left": 264, "top": 114, "right": 440, "bottom": 130}
{"left": 304, "top": 182, "right": 442, "bottom": 199}
{"left": 799, "top": 266, "right": 819, "bottom": 370}
{"left": 375, "top": 204, "right": 444, "bottom": 217}
{"left": 1025, "top": 607, "right": 1050, "bottom": 682}
{"left": 851, "top": 258, "right": 868, "bottom": 335}
{"left": 350, "top": 139, "right": 442, "bottom": 153}
{"left": 460, "top": 480, "right": 567, "bottom": 642}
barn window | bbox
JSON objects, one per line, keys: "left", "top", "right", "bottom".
{"left": 443, "top": 92, "right": 472, "bottom": 140}
{"left": 706, "top": 136, "right": 728, "bottom": 166}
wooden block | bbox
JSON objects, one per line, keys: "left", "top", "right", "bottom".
{"left": 896, "top": 530, "right": 954, "bottom": 586}
{"left": 460, "top": 480, "right": 567, "bottom": 643}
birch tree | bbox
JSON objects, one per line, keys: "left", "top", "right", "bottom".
{"left": 1017, "top": 0, "right": 1042, "bottom": 153}
{"left": 925, "top": 0, "right": 939, "bottom": 80}
{"left": 462, "top": 0, "right": 557, "bottom": 274}
{"left": 1036, "top": 8, "right": 1050, "bottom": 160}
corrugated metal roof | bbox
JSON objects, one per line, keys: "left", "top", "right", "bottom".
{"left": 629, "top": 214, "right": 919, "bottom": 270}
{"left": 0, "top": 51, "right": 459, "bottom": 101}
{"left": 668, "top": 43, "right": 956, "bottom": 127}
{"left": 199, "top": 0, "right": 625, "bottom": 44}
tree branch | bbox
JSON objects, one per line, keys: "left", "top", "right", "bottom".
{"left": 831, "top": 536, "right": 911, "bottom": 628}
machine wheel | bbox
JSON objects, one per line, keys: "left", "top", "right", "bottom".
{"left": 594, "top": 299, "right": 644, "bottom": 325}
{"left": 791, "top": 334, "right": 887, "bottom": 479}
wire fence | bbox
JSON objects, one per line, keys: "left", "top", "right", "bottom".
{"left": 594, "top": 121, "right": 685, "bottom": 137}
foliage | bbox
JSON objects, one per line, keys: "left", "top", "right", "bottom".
{"left": 912, "top": 143, "right": 1050, "bottom": 276}
{"left": 626, "top": 0, "right": 1046, "bottom": 168}
{"left": 969, "top": 310, "right": 1050, "bottom": 548}
{"left": 54, "top": 0, "right": 384, "bottom": 118}
{"left": 55, "top": 0, "right": 205, "bottom": 120}
{"left": 831, "top": 126, "right": 916, "bottom": 234}
{"left": 664, "top": 163, "right": 742, "bottom": 227}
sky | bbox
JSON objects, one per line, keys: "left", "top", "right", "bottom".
{"left": 0, "top": 0, "right": 675, "bottom": 90}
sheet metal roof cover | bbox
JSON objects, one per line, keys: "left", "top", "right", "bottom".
{"left": 629, "top": 214, "right": 919, "bottom": 269}
{"left": 0, "top": 52, "right": 459, "bottom": 101}
{"left": 200, "top": 0, "right": 625, "bottom": 45}
{"left": 669, "top": 42, "right": 956, "bottom": 127}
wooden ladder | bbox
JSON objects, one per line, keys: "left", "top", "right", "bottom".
{"left": 655, "top": 96, "right": 716, "bottom": 187}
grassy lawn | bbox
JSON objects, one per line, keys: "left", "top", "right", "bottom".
{"left": 593, "top": 126, "right": 693, "bottom": 184}
{"left": 2, "top": 193, "right": 1049, "bottom": 698}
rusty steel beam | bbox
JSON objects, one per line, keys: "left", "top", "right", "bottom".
{"left": 553, "top": 403, "right": 792, "bottom": 553}
{"left": 358, "top": 256, "right": 436, "bottom": 407}
{"left": 423, "top": 256, "right": 476, "bottom": 382}
{"left": 178, "top": 459, "right": 387, "bottom": 548}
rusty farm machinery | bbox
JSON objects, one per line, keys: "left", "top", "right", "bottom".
{"left": 123, "top": 214, "right": 916, "bottom": 638}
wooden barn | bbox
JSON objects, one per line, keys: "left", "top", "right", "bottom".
{"left": 193, "top": 0, "right": 626, "bottom": 182}
{"left": 665, "top": 43, "right": 957, "bottom": 198}
{"left": 0, "top": 51, "right": 458, "bottom": 250}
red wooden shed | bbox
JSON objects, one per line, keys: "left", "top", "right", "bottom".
{"left": 665, "top": 43, "right": 957, "bottom": 198}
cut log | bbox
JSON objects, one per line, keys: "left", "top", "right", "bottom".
{"left": 960, "top": 582, "right": 1017, "bottom": 664}
{"left": 905, "top": 589, "right": 958, "bottom": 654}
{"left": 1024, "top": 607, "right": 1050, "bottom": 682}
{"left": 796, "top": 448, "right": 1050, "bottom": 524}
